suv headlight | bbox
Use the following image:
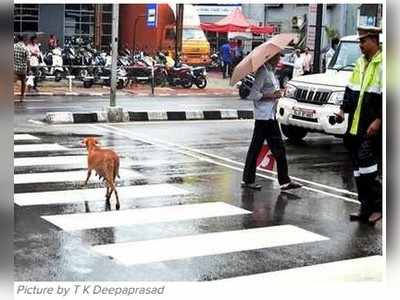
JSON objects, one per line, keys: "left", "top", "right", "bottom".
{"left": 328, "top": 91, "right": 344, "bottom": 105}
{"left": 284, "top": 84, "right": 296, "bottom": 98}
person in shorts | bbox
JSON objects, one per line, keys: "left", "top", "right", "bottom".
{"left": 14, "top": 34, "right": 30, "bottom": 102}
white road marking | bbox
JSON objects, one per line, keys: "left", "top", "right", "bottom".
{"left": 14, "top": 144, "right": 68, "bottom": 152}
{"left": 28, "top": 119, "right": 46, "bottom": 125}
{"left": 15, "top": 183, "right": 190, "bottom": 206}
{"left": 213, "top": 255, "right": 383, "bottom": 283}
{"left": 14, "top": 169, "right": 143, "bottom": 184}
{"left": 92, "top": 124, "right": 359, "bottom": 203}
{"left": 14, "top": 155, "right": 195, "bottom": 167}
{"left": 92, "top": 225, "right": 328, "bottom": 266}
{"left": 14, "top": 134, "right": 40, "bottom": 141}
{"left": 42, "top": 202, "right": 249, "bottom": 231}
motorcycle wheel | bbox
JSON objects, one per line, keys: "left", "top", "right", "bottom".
{"left": 181, "top": 78, "right": 193, "bottom": 89}
{"left": 117, "top": 80, "right": 125, "bottom": 90}
{"left": 83, "top": 80, "right": 93, "bottom": 88}
{"left": 54, "top": 70, "right": 63, "bottom": 82}
{"left": 195, "top": 75, "right": 207, "bottom": 89}
{"left": 239, "top": 87, "right": 250, "bottom": 99}
{"left": 155, "top": 72, "right": 167, "bottom": 86}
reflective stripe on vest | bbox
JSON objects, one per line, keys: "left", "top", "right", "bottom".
{"left": 349, "top": 52, "right": 382, "bottom": 135}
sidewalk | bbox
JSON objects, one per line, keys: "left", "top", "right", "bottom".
{"left": 14, "top": 70, "right": 238, "bottom": 98}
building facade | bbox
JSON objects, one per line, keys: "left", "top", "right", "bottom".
{"left": 14, "top": 4, "right": 113, "bottom": 49}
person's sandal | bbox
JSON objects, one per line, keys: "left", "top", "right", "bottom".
{"left": 280, "top": 182, "right": 302, "bottom": 190}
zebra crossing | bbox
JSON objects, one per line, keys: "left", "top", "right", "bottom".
{"left": 14, "top": 132, "right": 382, "bottom": 282}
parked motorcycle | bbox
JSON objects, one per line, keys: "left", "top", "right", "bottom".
{"left": 39, "top": 46, "right": 66, "bottom": 82}
{"left": 190, "top": 66, "right": 207, "bottom": 89}
{"left": 83, "top": 50, "right": 127, "bottom": 89}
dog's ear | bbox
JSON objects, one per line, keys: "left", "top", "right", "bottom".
{"left": 94, "top": 138, "right": 100, "bottom": 145}
{"left": 80, "top": 138, "right": 87, "bottom": 147}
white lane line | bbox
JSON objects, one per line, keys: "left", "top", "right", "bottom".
{"left": 14, "top": 169, "right": 143, "bottom": 185}
{"left": 14, "top": 155, "right": 195, "bottom": 167}
{"left": 14, "top": 144, "right": 67, "bottom": 152}
{"left": 28, "top": 119, "right": 46, "bottom": 125}
{"left": 15, "top": 183, "right": 189, "bottom": 206}
{"left": 42, "top": 202, "right": 249, "bottom": 231}
{"left": 14, "top": 155, "right": 88, "bottom": 167}
{"left": 92, "top": 124, "right": 359, "bottom": 203}
{"left": 92, "top": 225, "right": 328, "bottom": 266}
{"left": 213, "top": 255, "right": 383, "bottom": 284}
{"left": 14, "top": 134, "right": 40, "bottom": 141}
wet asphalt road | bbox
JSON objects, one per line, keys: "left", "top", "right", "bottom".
{"left": 14, "top": 96, "right": 382, "bottom": 281}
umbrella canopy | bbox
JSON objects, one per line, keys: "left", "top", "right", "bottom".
{"left": 230, "top": 33, "right": 297, "bottom": 86}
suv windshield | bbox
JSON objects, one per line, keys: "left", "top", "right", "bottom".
{"left": 328, "top": 41, "right": 361, "bottom": 71}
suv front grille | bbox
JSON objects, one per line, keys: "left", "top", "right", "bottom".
{"left": 294, "top": 88, "right": 330, "bottom": 105}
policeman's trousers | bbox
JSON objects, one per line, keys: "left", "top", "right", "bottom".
{"left": 344, "top": 134, "right": 382, "bottom": 215}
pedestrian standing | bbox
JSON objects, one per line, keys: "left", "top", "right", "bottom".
{"left": 27, "top": 35, "right": 41, "bottom": 92}
{"left": 325, "top": 37, "right": 339, "bottom": 70}
{"left": 335, "top": 26, "right": 382, "bottom": 225}
{"left": 292, "top": 48, "right": 304, "bottom": 78}
{"left": 232, "top": 39, "right": 244, "bottom": 69}
{"left": 48, "top": 34, "right": 57, "bottom": 50}
{"left": 219, "top": 40, "right": 233, "bottom": 79}
{"left": 302, "top": 47, "right": 313, "bottom": 75}
{"left": 14, "top": 34, "right": 30, "bottom": 102}
{"left": 242, "top": 52, "right": 302, "bottom": 191}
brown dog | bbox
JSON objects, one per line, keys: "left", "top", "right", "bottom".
{"left": 82, "top": 137, "right": 120, "bottom": 210}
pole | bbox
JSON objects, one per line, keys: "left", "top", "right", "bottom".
{"left": 110, "top": 3, "right": 119, "bottom": 107}
{"left": 175, "top": 4, "right": 184, "bottom": 62}
{"left": 313, "top": 4, "right": 323, "bottom": 74}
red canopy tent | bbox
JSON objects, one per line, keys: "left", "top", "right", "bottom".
{"left": 200, "top": 8, "right": 275, "bottom": 34}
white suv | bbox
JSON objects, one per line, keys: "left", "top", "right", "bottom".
{"left": 277, "top": 35, "right": 361, "bottom": 141}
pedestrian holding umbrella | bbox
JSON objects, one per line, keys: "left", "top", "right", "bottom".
{"left": 232, "top": 33, "right": 302, "bottom": 190}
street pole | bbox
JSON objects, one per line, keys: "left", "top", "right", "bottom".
{"left": 110, "top": 3, "right": 119, "bottom": 107}
{"left": 175, "top": 4, "right": 184, "bottom": 62}
{"left": 313, "top": 4, "right": 323, "bottom": 74}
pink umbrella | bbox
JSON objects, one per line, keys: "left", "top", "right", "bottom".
{"left": 230, "top": 33, "right": 297, "bottom": 86}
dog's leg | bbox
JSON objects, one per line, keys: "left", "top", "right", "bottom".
{"left": 83, "top": 169, "right": 92, "bottom": 186}
{"left": 114, "top": 184, "right": 120, "bottom": 210}
{"left": 105, "top": 186, "right": 110, "bottom": 199}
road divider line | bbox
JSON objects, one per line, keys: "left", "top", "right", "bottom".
{"left": 14, "top": 155, "right": 196, "bottom": 168}
{"left": 14, "top": 134, "right": 40, "bottom": 141}
{"left": 91, "top": 225, "right": 328, "bottom": 266}
{"left": 14, "top": 169, "right": 143, "bottom": 185}
{"left": 14, "top": 143, "right": 68, "bottom": 152}
{"left": 93, "top": 124, "right": 359, "bottom": 203}
{"left": 15, "top": 183, "right": 190, "bottom": 206}
{"left": 41, "top": 202, "right": 249, "bottom": 231}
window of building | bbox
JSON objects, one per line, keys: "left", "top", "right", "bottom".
{"left": 100, "top": 4, "right": 112, "bottom": 49}
{"left": 64, "top": 4, "right": 95, "bottom": 44}
{"left": 14, "top": 4, "right": 39, "bottom": 35}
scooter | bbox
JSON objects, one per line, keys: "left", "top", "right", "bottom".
{"left": 40, "top": 46, "right": 66, "bottom": 82}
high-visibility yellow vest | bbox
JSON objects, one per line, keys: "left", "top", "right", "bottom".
{"left": 348, "top": 51, "right": 382, "bottom": 135}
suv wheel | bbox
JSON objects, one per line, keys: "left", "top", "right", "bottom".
{"left": 281, "top": 124, "right": 307, "bottom": 141}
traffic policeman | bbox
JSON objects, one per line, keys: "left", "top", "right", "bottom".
{"left": 335, "top": 26, "right": 382, "bottom": 225}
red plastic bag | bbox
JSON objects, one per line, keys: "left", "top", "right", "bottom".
{"left": 256, "top": 144, "right": 275, "bottom": 171}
